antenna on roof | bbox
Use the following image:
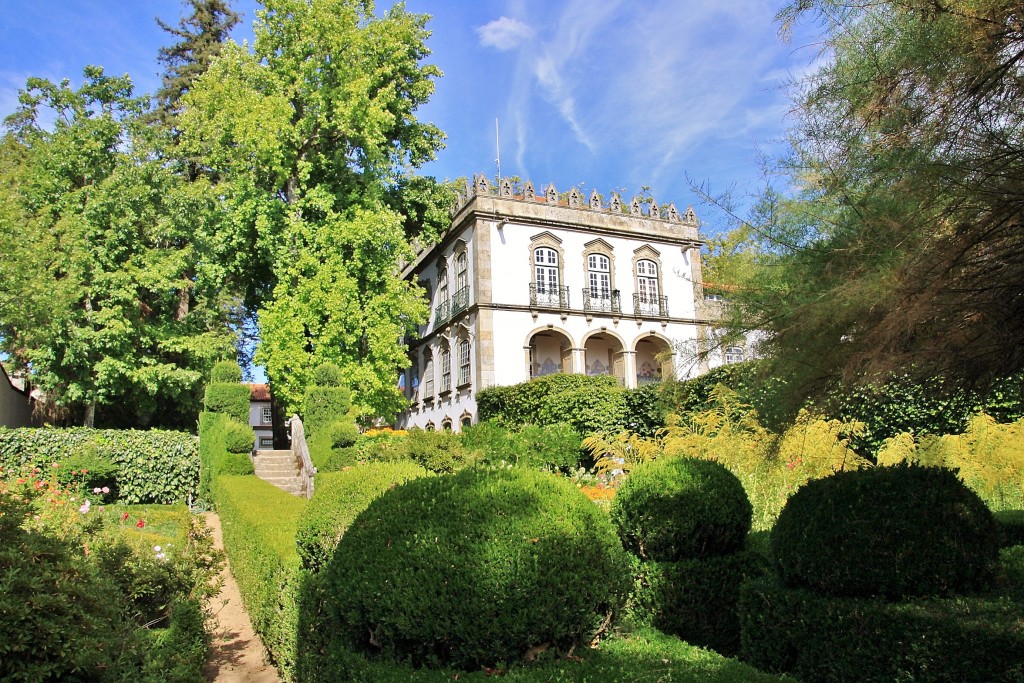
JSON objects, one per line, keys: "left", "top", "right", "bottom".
{"left": 495, "top": 118, "right": 501, "bottom": 189}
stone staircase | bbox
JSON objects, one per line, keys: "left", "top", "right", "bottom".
{"left": 253, "top": 450, "right": 305, "bottom": 496}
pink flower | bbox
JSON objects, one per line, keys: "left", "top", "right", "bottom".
{"left": 78, "top": 501, "right": 91, "bottom": 514}
{"left": 93, "top": 487, "right": 102, "bottom": 494}
{"left": 101, "top": 486, "right": 109, "bottom": 494}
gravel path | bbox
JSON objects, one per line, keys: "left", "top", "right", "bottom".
{"left": 202, "top": 512, "right": 282, "bottom": 683}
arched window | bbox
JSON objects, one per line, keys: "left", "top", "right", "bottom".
{"left": 440, "top": 347, "right": 452, "bottom": 393}
{"left": 458, "top": 339, "right": 471, "bottom": 386}
{"left": 436, "top": 263, "right": 450, "bottom": 323}
{"left": 725, "top": 346, "right": 745, "bottom": 364}
{"left": 438, "top": 266, "right": 449, "bottom": 303}
{"left": 441, "top": 418, "right": 453, "bottom": 432}
{"left": 460, "top": 414, "right": 473, "bottom": 429}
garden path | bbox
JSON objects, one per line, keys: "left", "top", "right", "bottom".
{"left": 202, "top": 512, "right": 282, "bottom": 683}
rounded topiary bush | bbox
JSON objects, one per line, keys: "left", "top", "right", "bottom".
{"left": 611, "top": 457, "right": 752, "bottom": 561}
{"left": 771, "top": 463, "right": 1000, "bottom": 599}
{"left": 223, "top": 420, "right": 254, "bottom": 454}
{"left": 296, "top": 461, "right": 427, "bottom": 572}
{"left": 325, "top": 468, "right": 631, "bottom": 669}
{"left": 328, "top": 419, "right": 359, "bottom": 449}
{"left": 210, "top": 360, "right": 242, "bottom": 383}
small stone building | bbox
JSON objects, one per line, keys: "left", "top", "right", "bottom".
{"left": 0, "top": 363, "right": 33, "bottom": 428}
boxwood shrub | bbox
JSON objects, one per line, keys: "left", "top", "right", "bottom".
{"left": 771, "top": 463, "right": 1000, "bottom": 599}
{"left": 224, "top": 420, "right": 255, "bottom": 454}
{"left": 210, "top": 360, "right": 243, "bottom": 383}
{"left": 0, "top": 427, "right": 199, "bottom": 504}
{"left": 627, "top": 551, "right": 769, "bottom": 656}
{"left": 611, "top": 457, "right": 752, "bottom": 561}
{"left": 739, "top": 575, "right": 1024, "bottom": 683}
{"left": 324, "top": 468, "right": 631, "bottom": 670}
{"left": 198, "top": 412, "right": 254, "bottom": 499}
{"left": 996, "top": 510, "right": 1024, "bottom": 548}
{"left": 295, "top": 462, "right": 427, "bottom": 572}
{"left": 211, "top": 474, "right": 309, "bottom": 680}
{"left": 203, "top": 382, "right": 250, "bottom": 424}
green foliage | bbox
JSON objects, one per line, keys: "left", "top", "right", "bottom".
{"left": 771, "top": 464, "right": 999, "bottom": 599}
{"left": 223, "top": 420, "right": 255, "bottom": 454}
{"left": 403, "top": 427, "right": 479, "bottom": 473}
{"left": 303, "top": 385, "right": 352, "bottom": 433}
{"left": 0, "top": 494, "right": 134, "bottom": 681}
{"left": 539, "top": 385, "right": 630, "bottom": 436}
{"left": 0, "top": 427, "right": 199, "bottom": 504}
{"left": 312, "top": 362, "right": 344, "bottom": 388}
{"left": 876, "top": 413, "right": 1024, "bottom": 511}
{"left": 210, "top": 360, "right": 242, "bottom": 383}
{"left": 622, "top": 383, "right": 667, "bottom": 437}
{"left": 297, "top": 625, "right": 789, "bottom": 682}
{"left": 296, "top": 462, "right": 427, "bottom": 572}
{"left": 198, "top": 412, "right": 254, "bottom": 499}
{"left": 659, "top": 362, "right": 792, "bottom": 433}
{"left": 627, "top": 551, "right": 769, "bottom": 656}
{"left": 180, "top": 0, "right": 446, "bottom": 418}
{"left": 203, "top": 382, "right": 250, "bottom": 424}
{"left": 324, "top": 468, "right": 631, "bottom": 670}
{"left": 0, "top": 68, "right": 234, "bottom": 428}
{"left": 996, "top": 511, "right": 1024, "bottom": 549}
{"left": 611, "top": 457, "right": 752, "bottom": 561}
{"left": 477, "top": 374, "right": 622, "bottom": 428}
{"left": 739, "top": 575, "right": 1024, "bottom": 683}
{"left": 55, "top": 447, "right": 119, "bottom": 500}
{"left": 210, "top": 474, "right": 308, "bottom": 680}
{"left": 328, "top": 420, "right": 359, "bottom": 449}
{"left": 461, "top": 420, "right": 583, "bottom": 472}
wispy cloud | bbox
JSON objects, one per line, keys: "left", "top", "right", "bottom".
{"left": 477, "top": 17, "right": 534, "bottom": 52}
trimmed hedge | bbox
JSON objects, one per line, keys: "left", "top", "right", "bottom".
{"left": 203, "top": 383, "right": 251, "bottom": 424}
{"left": 325, "top": 468, "right": 631, "bottom": 670}
{"left": 296, "top": 462, "right": 427, "bottom": 572}
{"left": 477, "top": 374, "right": 621, "bottom": 426}
{"left": 611, "top": 457, "right": 752, "bottom": 561}
{"left": 211, "top": 475, "right": 308, "bottom": 680}
{"left": 224, "top": 420, "right": 255, "bottom": 454}
{"left": 627, "top": 551, "right": 769, "bottom": 656}
{"left": 771, "top": 463, "right": 999, "bottom": 599}
{"left": 739, "top": 575, "right": 1024, "bottom": 683}
{"left": 198, "top": 413, "right": 254, "bottom": 499}
{"left": 460, "top": 420, "right": 583, "bottom": 472}
{"left": 304, "top": 386, "right": 352, "bottom": 433}
{"left": 0, "top": 427, "right": 199, "bottom": 504}
{"left": 210, "top": 360, "right": 243, "bottom": 383}
{"left": 996, "top": 510, "right": 1024, "bottom": 548}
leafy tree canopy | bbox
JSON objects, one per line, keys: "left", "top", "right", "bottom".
{"left": 711, "top": 0, "right": 1024, "bottom": 402}
{"left": 0, "top": 67, "right": 234, "bottom": 427}
{"left": 180, "top": 0, "right": 449, "bottom": 417}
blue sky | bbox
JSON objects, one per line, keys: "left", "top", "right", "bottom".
{"left": 0, "top": 0, "right": 823, "bottom": 233}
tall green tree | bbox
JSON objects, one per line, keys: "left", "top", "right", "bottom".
{"left": 716, "top": 1, "right": 1024, "bottom": 401}
{"left": 0, "top": 68, "right": 234, "bottom": 427}
{"left": 180, "top": 0, "right": 447, "bottom": 417}
{"left": 151, "top": 0, "right": 240, "bottom": 138}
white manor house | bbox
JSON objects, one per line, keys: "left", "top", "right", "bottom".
{"left": 395, "top": 175, "right": 742, "bottom": 432}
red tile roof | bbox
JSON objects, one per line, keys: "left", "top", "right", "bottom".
{"left": 249, "top": 383, "right": 271, "bottom": 402}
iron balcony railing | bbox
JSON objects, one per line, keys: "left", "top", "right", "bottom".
{"left": 529, "top": 283, "right": 571, "bottom": 309}
{"left": 451, "top": 286, "right": 470, "bottom": 316}
{"left": 434, "top": 299, "right": 450, "bottom": 327}
{"left": 582, "top": 287, "right": 621, "bottom": 314}
{"left": 634, "top": 293, "right": 669, "bottom": 318}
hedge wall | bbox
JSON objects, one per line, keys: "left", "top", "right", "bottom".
{"left": 0, "top": 427, "right": 199, "bottom": 504}
{"left": 203, "top": 383, "right": 250, "bottom": 424}
{"left": 198, "top": 412, "right": 254, "bottom": 500}
{"left": 211, "top": 475, "right": 309, "bottom": 680}
{"left": 739, "top": 575, "right": 1024, "bottom": 682}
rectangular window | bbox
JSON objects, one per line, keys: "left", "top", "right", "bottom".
{"left": 441, "top": 350, "right": 452, "bottom": 392}
{"left": 425, "top": 360, "right": 434, "bottom": 398}
{"left": 458, "top": 341, "right": 471, "bottom": 385}
{"left": 259, "top": 437, "right": 274, "bottom": 448}
{"left": 261, "top": 406, "right": 272, "bottom": 424}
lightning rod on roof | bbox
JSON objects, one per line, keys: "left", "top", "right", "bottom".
{"left": 495, "top": 118, "right": 501, "bottom": 188}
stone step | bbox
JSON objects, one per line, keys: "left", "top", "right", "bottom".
{"left": 261, "top": 476, "right": 305, "bottom": 495}
{"left": 255, "top": 449, "right": 294, "bottom": 458}
{"left": 254, "top": 462, "right": 299, "bottom": 473}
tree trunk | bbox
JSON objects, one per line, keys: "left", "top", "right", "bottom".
{"left": 84, "top": 400, "right": 95, "bottom": 428}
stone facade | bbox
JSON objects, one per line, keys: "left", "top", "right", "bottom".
{"left": 396, "top": 176, "right": 742, "bottom": 432}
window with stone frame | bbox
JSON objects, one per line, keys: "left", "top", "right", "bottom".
{"left": 261, "top": 406, "right": 272, "bottom": 424}
{"left": 458, "top": 339, "right": 471, "bottom": 386}
{"left": 440, "top": 347, "right": 452, "bottom": 393}
{"left": 424, "top": 355, "right": 435, "bottom": 399}
{"left": 725, "top": 346, "right": 745, "bottom": 364}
